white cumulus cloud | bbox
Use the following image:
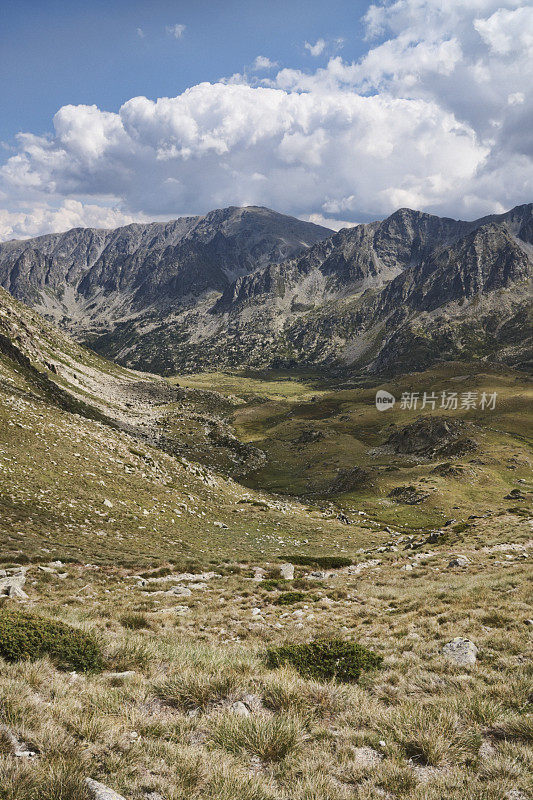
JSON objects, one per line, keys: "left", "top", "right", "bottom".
{"left": 0, "top": 0, "right": 531, "bottom": 240}
{"left": 0, "top": 201, "right": 149, "bottom": 241}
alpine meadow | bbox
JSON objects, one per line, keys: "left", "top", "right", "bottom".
{"left": 0, "top": 2, "right": 531, "bottom": 800}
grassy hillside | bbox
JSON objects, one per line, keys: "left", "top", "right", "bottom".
{"left": 176, "top": 364, "right": 532, "bottom": 528}
{"left": 0, "top": 289, "right": 531, "bottom": 799}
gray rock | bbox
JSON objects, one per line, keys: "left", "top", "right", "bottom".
{"left": 478, "top": 740, "right": 497, "bottom": 759}
{"left": 85, "top": 778, "right": 127, "bottom": 800}
{"left": 230, "top": 701, "right": 250, "bottom": 716}
{"left": 279, "top": 563, "right": 294, "bottom": 580}
{"left": 105, "top": 671, "right": 136, "bottom": 681}
{"left": 447, "top": 556, "right": 470, "bottom": 568}
{"left": 241, "top": 693, "right": 263, "bottom": 712}
{"left": 0, "top": 571, "right": 28, "bottom": 600}
{"left": 442, "top": 637, "right": 478, "bottom": 665}
{"left": 168, "top": 585, "right": 192, "bottom": 597}
{"left": 7, "top": 583, "right": 29, "bottom": 600}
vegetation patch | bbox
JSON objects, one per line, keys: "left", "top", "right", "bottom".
{"left": 280, "top": 555, "right": 353, "bottom": 569}
{"left": 261, "top": 579, "right": 283, "bottom": 591}
{"left": 155, "top": 669, "right": 243, "bottom": 712}
{"left": 452, "top": 522, "right": 471, "bottom": 534}
{"left": 0, "top": 608, "right": 103, "bottom": 672}
{"left": 212, "top": 713, "right": 305, "bottom": 762}
{"left": 266, "top": 639, "right": 382, "bottom": 683}
{"left": 273, "top": 591, "right": 306, "bottom": 605}
{"left": 119, "top": 612, "right": 151, "bottom": 630}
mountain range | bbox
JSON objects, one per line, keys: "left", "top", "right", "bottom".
{"left": 0, "top": 202, "right": 531, "bottom": 375}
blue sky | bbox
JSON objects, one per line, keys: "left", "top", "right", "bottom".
{"left": 0, "top": 0, "right": 531, "bottom": 239}
{"left": 0, "top": 0, "right": 368, "bottom": 143}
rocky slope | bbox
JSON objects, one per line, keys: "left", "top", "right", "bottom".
{"left": 0, "top": 203, "right": 531, "bottom": 376}
{"left": 0, "top": 286, "right": 264, "bottom": 478}
{"left": 0, "top": 206, "right": 331, "bottom": 334}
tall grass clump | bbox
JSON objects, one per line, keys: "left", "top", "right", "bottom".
{"left": 213, "top": 712, "right": 305, "bottom": 762}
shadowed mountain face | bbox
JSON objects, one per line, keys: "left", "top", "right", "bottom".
{"left": 0, "top": 205, "right": 332, "bottom": 323}
{"left": 0, "top": 203, "right": 531, "bottom": 376}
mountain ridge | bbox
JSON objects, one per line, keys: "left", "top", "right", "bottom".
{"left": 0, "top": 202, "right": 531, "bottom": 376}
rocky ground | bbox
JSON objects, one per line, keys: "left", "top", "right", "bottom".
{"left": 0, "top": 287, "right": 531, "bottom": 799}
{"left": 0, "top": 512, "right": 531, "bottom": 800}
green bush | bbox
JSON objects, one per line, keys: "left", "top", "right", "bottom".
{"left": 0, "top": 608, "right": 103, "bottom": 672}
{"left": 266, "top": 639, "right": 382, "bottom": 683}
{"left": 452, "top": 522, "right": 470, "bottom": 533}
{"left": 261, "top": 579, "right": 283, "bottom": 591}
{"left": 273, "top": 592, "right": 306, "bottom": 606}
{"left": 281, "top": 555, "right": 352, "bottom": 569}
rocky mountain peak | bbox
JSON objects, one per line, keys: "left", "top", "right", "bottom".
{"left": 0, "top": 202, "right": 530, "bottom": 376}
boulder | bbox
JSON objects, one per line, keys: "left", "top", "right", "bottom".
{"left": 504, "top": 490, "right": 526, "bottom": 500}
{"left": 0, "top": 571, "right": 28, "bottom": 600}
{"left": 447, "top": 556, "right": 470, "bottom": 568}
{"left": 389, "top": 485, "right": 430, "bottom": 505}
{"left": 85, "top": 778, "right": 127, "bottom": 800}
{"left": 442, "top": 637, "right": 478, "bottom": 665}
{"left": 230, "top": 701, "right": 250, "bottom": 716}
{"left": 279, "top": 563, "right": 294, "bottom": 580}
{"left": 168, "top": 586, "right": 192, "bottom": 597}
{"left": 241, "top": 693, "right": 263, "bottom": 712}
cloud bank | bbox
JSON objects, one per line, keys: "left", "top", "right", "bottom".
{"left": 1, "top": 0, "right": 531, "bottom": 240}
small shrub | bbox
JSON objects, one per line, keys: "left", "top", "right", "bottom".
{"left": 0, "top": 608, "right": 103, "bottom": 672}
{"left": 280, "top": 555, "right": 352, "bottom": 569}
{"left": 119, "top": 612, "right": 150, "bottom": 630}
{"left": 273, "top": 592, "right": 306, "bottom": 606}
{"left": 266, "top": 639, "right": 382, "bottom": 683}
{"left": 261, "top": 579, "right": 283, "bottom": 591}
{"left": 452, "top": 522, "right": 470, "bottom": 534}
